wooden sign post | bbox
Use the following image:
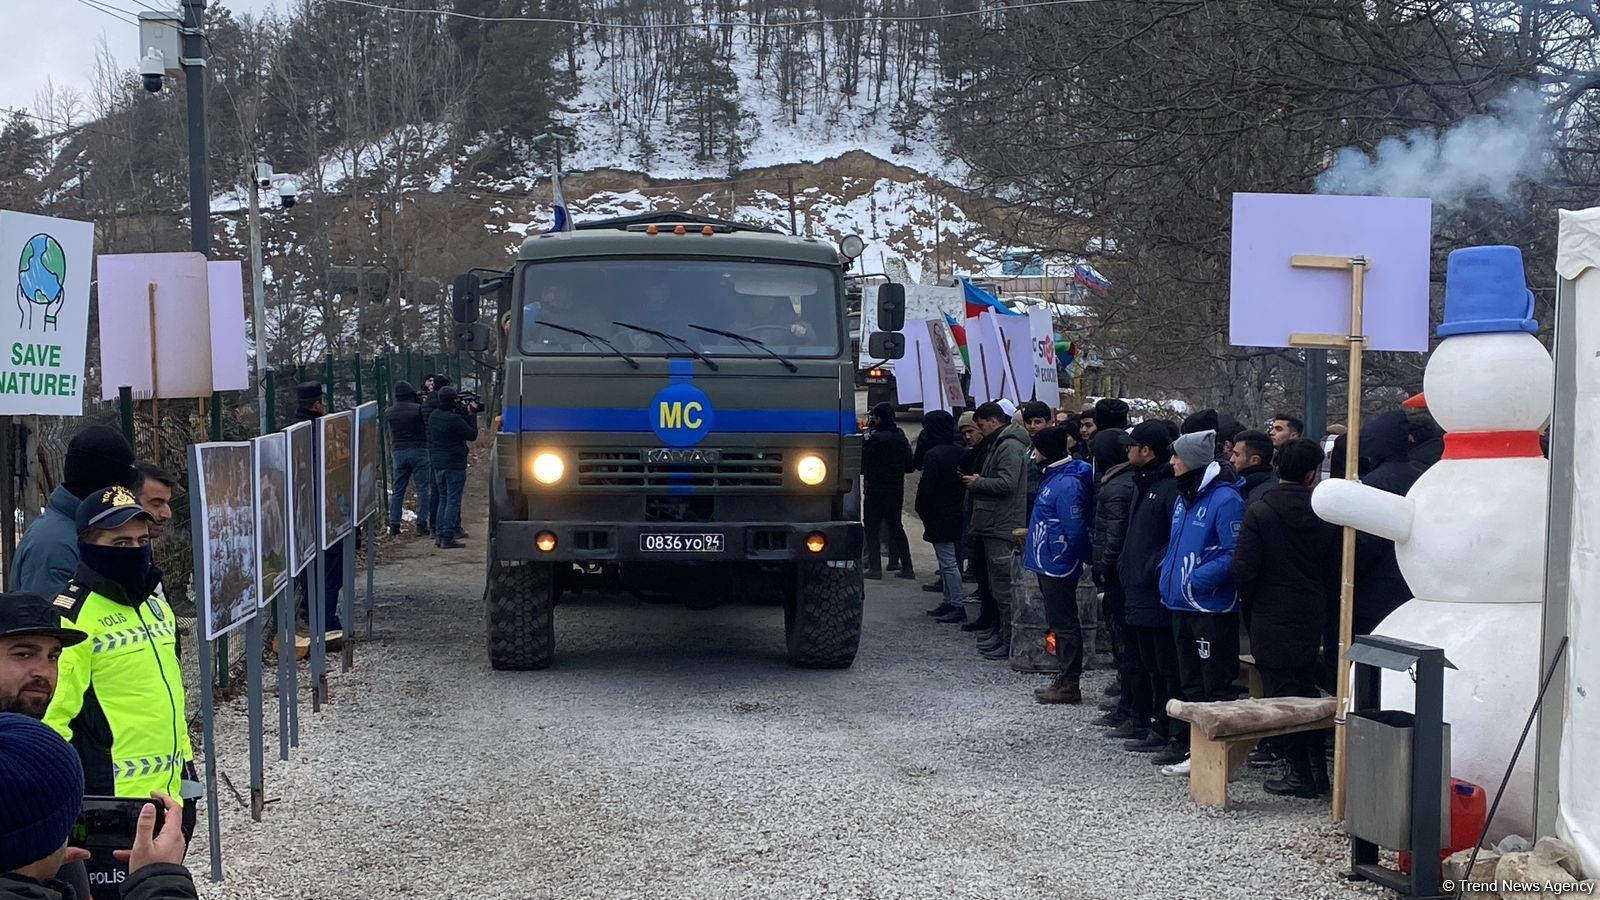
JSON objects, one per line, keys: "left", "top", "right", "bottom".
{"left": 1288, "top": 252, "right": 1369, "bottom": 823}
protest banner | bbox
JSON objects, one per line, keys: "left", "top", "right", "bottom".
{"left": 0, "top": 212, "right": 94, "bottom": 415}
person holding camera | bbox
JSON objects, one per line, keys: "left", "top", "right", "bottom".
{"left": 1, "top": 714, "right": 198, "bottom": 900}
{"left": 428, "top": 386, "right": 479, "bottom": 550}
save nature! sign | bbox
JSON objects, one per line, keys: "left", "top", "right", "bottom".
{"left": 0, "top": 212, "right": 95, "bottom": 415}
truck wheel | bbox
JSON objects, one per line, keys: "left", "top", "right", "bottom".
{"left": 486, "top": 548, "right": 556, "bottom": 671}
{"left": 785, "top": 561, "right": 863, "bottom": 669}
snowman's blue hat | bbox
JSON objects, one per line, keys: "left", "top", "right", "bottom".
{"left": 1438, "top": 245, "right": 1538, "bottom": 338}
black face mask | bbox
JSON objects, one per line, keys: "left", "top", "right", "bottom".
{"left": 1176, "top": 466, "right": 1205, "bottom": 497}
{"left": 79, "top": 543, "right": 156, "bottom": 601}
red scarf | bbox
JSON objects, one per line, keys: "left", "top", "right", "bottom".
{"left": 1442, "top": 431, "right": 1544, "bottom": 460}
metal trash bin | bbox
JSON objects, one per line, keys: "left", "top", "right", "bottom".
{"left": 1346, "top": 710, "right": 1451, "bottom": 851}
{"left": 1344, "top": 635, "right": 1457, "bottom": 898}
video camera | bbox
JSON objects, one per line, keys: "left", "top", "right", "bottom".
{"left": 454, "top": 389, "right": 485, "bottom": 417}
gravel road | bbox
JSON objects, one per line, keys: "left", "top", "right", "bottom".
{"left": 190, "top": 475, "right": 1383, "bottom": 900}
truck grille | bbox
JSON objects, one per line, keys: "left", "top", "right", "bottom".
{"left": 577, "top": 450, "right": 786, "bottom": 487}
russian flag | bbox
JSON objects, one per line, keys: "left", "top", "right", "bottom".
{"left": 1073, "top": 264, "right": 1111, "bottom": 297}
{"left": 962, "top": 280, "right": 1021, "bottom": 319}
{"left": 548, "top": 172, "right": 576, "bottom": 233}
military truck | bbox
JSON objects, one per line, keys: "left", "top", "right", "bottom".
{"left": 451, "top": 212, "right": 906, "bottom": 671}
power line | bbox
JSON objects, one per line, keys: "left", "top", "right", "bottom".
{"left": 324, "top": 0, "right": 1105, "bottom": 30}
{"left": 74, "top": 0, "right": 140, "bottom": 26}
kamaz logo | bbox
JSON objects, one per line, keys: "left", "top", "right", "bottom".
{"left": 644, "top": 448, "right": 722, "bottom": 464}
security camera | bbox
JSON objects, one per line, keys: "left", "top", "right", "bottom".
{"left": 277, "top": 182, "right": 298, "bottom": 209}
{"left": 139, "top": 49, "right": 165, "bottom": 93}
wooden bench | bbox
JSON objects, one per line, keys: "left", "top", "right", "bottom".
{"left": 1165, "top": 697, "right": 1336, "bottom": 808}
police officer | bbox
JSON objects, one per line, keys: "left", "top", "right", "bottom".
{"left": 45, "top": 486, "right": 196, "bottom": 893}
{"left": 0, "top": 592, "right": 85, "bottom": 717}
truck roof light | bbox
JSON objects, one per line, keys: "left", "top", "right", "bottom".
{"left": 702, "top": 225, "right": 714, "bottom": 236}
{"left": 646, "top": 224, "right": 659, "bottom": 235}
{"left": 674, "top": 224, "right": 687, "bottom": 235}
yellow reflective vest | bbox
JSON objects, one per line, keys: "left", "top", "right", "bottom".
{"left": 45, "top": 571, "right": 193, "bottom": 802}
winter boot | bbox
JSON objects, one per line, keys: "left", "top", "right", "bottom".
{"left": 1308, "top": 734, "right": 1331, "bottom": 797}
{"left": 935, "top": 606, "right": 968, "bottom": 624}
{"left": 1106, "top": 721, "right": 1149, "bottom": 740}
{"left": 926, "top": 602, "right": 955, "bottom": 617}
{"left": 896, "top": 567, "right": 917, "bottom": 580}
{"left": 1034, "top": 675, "right": 1083, "bottom": 705}
{"left": 1264, "top": 738, "right": 1320, "bottom": 799}
{"left": 1123, "top": 731, "right": 1169, "bottom": 753}
{"left": 978, "top": 630, "right": 1005, "bottom": 653}
{"left": 981, "top": 638, "right": 1012, "bottom": 661}
{"left": 388, "top": 523, "right": 401, "bottom": 536}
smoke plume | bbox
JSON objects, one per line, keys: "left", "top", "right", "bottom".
{"left": 1315, "top": 90, "right": 1547, "bottom": 205}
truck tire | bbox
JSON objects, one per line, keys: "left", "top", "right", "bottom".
{"left": 785, "top": 561, "right": 863, "bottom": 669}
{"left": 486, "top": 549, "right": 556, "bottom": 671}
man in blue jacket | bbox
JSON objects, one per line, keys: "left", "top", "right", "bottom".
{"left": 8, "top": 427, "right": 137, "bottom": 601}
{"left": 1022, "top": 427, "right": 1094, "bottom": 704}
{"left": 1159, "top": 429, "right": 1246, "bottom": 768}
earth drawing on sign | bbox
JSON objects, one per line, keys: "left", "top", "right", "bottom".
{"left": 16, "top": 233, "right": 67, "bottom": 331}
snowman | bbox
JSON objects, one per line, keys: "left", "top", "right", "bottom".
{"left": 1313, "top": 245, "right": 1551, "bottom": 841}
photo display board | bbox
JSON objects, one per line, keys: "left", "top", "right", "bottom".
{"left": 195, "top": 441, "right": 259, "bottom": 640}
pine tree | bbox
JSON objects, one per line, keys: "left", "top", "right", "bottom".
{"left": 0, "top": 111, "right": 46, "bottom": 210}
{"left": 674, "top": 36, "right": 744, "bottom": 167}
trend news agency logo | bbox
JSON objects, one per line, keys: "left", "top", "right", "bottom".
{"left": 17, "top": 232, "right": 67, "bottom": 331}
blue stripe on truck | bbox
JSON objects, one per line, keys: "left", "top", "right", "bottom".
{"left": 504, "top": 407, "right": 856, "bottom": 435}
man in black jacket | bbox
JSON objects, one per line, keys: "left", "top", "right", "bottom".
{"left": 861, "top": 402, "right": 914, "bottom": 580}
{"left": 915, "top": 410, "right": 967, "bottom": 621}
{"left": 1090, "top": 429, "right": 1140, "bottom": 728}
{"left": 1087, "top": 398, "right": 1129, "bottom": 477}
{"left": 1232, "top": 439, "right": 1340, "bottom": 798}
{"left": 1113, "top": 420, "right": 1185, "bottom": 762}
{"left": 1353, "top": 410, "right": 1420, "bottom": 634}
{"left": 386, "top": 381, "right": 432, "bottom": 537}
{"left": 428, "top": 387, "right": 479, "bottom": 550}
{"left": 1229, "top": 429, "right": 1276, "bottom": 506}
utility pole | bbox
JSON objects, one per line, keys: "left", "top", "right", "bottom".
{"left": 182, "top": 0, "right": 208, "bottom": 258}
{"left": 248, "top": 164, "right": 268, "bottom": 434}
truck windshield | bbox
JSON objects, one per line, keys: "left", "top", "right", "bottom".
{"left": 519, "top": 259, "right": 841, "bottom": 358}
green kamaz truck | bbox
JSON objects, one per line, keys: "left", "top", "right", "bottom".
{"left": 451, "top": 213, "right": 905, "bottom": 671}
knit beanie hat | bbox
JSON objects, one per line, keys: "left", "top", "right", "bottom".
{"left": 1093, "top": 398, "right": 1130, "bottom": 430}
{"left": 62, "top": 425, "right": 136, "bottom": 499}
{"left": 0, "top": 713, "right": 85, "bottom": 872}
{"left": 1032, "top": 426, "right": 1070, "bottom": 464}
{"left": 1181, "top": 408, "right": 1220, "bottom": 435}
{"left": 1172, "top": 429, "right": 1216, "bottom": 471}
{"left": 295, "top": 381, "right": 324, "bottom": 403}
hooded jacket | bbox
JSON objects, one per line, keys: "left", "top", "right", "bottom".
{"left": 967, "top": 423, "right": 1032, "bottom": 539}
{"left": 427, "top": 388, "right": 479, "bottom": 471}
{"left": 1231, "top": 481, "right": 1341, "bottom": 668}
{"left": 1353, "top": 410, "right": 1418, "bottom": 631}
{"left": 861, "top": 418, "right": 913, "bottom": 496}
{"left": 1117, "top": 459, "right": 1180, "bottom": 627}
{"left": 1158, "top": 461, "right": 1245, "bottom": 614}
{"left": 386, "top": 381, "right": 430, "bottom": 450}
{"left": 914, "top": 412, "right": 966, "bottom": 544}
{"left": 1024, "top": 458, "right": 1094, "bottom": 578}
{"left": 7, "top": 486, "right": 80, "bottom": 599}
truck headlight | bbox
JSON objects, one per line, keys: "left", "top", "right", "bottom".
{"left": 796, "top": 454, "right": 827, "bottom": 486}
{"left": 531, "top": 452, "right": 565, "bottom": 485}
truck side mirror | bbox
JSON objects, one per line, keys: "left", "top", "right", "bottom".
{"left": 876, "top": 283, "right": 906, "bottom": 332}
{"left": 455, "top": 322, "right": 491, "bottom": 352}
{"left": 868, "top": 331, "right": 905, "bottom": 360}
{"left": 451, "top": 274, "right": 480, "bottom": 323}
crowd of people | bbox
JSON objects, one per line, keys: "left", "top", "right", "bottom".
{"left": 384, "top": 373, "right": 479, "bottom": 551}
{"left": 871, "top": 394, "right": 1448, "bottom": 797}
{"left": 3, "top": 426, "right": 200, "bottom": 898}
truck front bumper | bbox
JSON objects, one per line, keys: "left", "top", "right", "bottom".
{"left": 496, "top": 520, "right": 864, "bottom": 563}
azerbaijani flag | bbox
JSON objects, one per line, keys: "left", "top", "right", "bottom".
{"left": 945, "top": 313, "right": 969, "bottom": 368}
{"left": 962, "top": 280, "right": 1022, "bottom": 319}
{"left": 1055, "top": 339, "right": 1077, "bottom": 371}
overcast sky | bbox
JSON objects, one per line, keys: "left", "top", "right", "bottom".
{"left": 3, "top": 1, "right": 281, "bottom": 121}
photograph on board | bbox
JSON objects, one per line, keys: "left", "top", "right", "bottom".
{"left": 254, "top": 432, "right": 290, "bottom": 607}
{"left": 287, "top": 420, "right": 317, "bottom": 572}
{"left": 356, "top": 401, "right": 379, "bottom": 525}
{"left": 320, "top": 409, "right": 355, "bottom": 548}
{"left": 196, "top": 442, "right": 259, "bottom": 640}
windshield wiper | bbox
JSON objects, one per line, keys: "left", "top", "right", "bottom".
{"left": 611, "top": 321, "right": 720, "bottom": 371}
{"left": 534, "top": 320, "right": 640, "bottom": 369}
{"left": 688, "top": 324, "right": 799, "bottom": 373}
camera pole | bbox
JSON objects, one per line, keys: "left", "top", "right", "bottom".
{"left": 249, "top": 166, "right": 268, "bottom": 435}
{"left": 181, "top": 0, "right": 208, "bottom": 260}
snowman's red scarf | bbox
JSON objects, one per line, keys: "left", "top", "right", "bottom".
{"left": 1443, "top": 431, "right": 1544, "bottom": 459}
